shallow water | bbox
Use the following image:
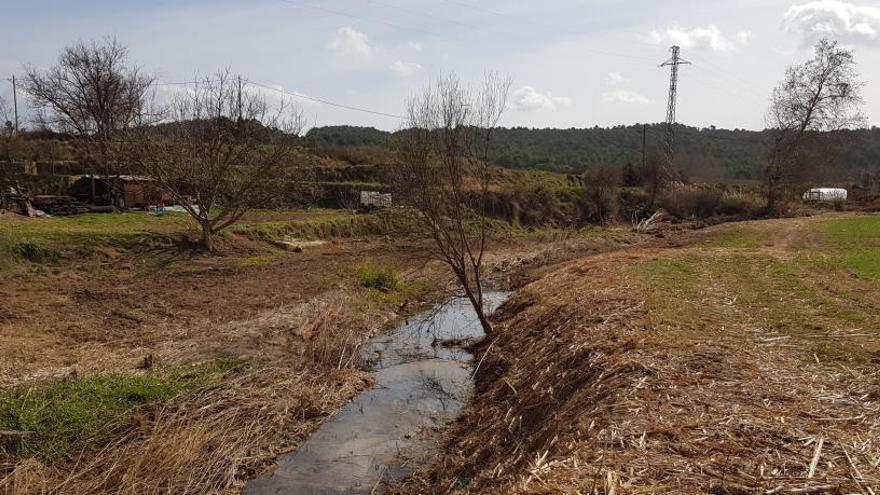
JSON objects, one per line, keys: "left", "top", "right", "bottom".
{"left": 245, "top": 292, "right": 508, "bottom": 495}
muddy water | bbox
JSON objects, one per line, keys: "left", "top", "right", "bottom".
{"left": 245, "top": 292, "right": 508, "bottom": 495}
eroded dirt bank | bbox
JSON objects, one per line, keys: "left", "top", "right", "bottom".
{"left": 394, "top": 215, "right": 880, "bottom": 494}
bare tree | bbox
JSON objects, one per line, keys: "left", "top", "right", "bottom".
{"left": 0, "top": 97, "right": 16, "bottom": 164}
{"left": 765, "top": 38, "right": 865, "bottom": 211}
{"left": 392, "top": 73, "right": 510, "bottom": 335}
{"left": 134, "top": 71, "right": 304, "bottom": 251}
{"left": 23, "top": 38, "right": 155, "bottom": 203}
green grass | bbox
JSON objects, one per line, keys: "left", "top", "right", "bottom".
{"left": 12, "top": 240, "right": 59, "bottom": 263}
{"left": 0, "top": 209, "right": 403, "bottom": 273}
{"left": 0, "top": 360, "right": 245, "bottom": 462}
{"left": 0, "top": 212, "right": 189, "bottom": 273}
{"left": 703, "top": 230, "right": 764, "bottom": 249}
{"left": 816, "top": 216, "right": 880, "bottom": 279}
{"left": 231, "top": 210, "right": 405, "bottom": 242}
{"left": 0, "top": 212, "right": 188, "bottom": 245}
{"left": 354, "top": 262, "right": 433, "bottom": 305}
{"left": 632, "top": 249, "right": 880, "bottom": 366}
{"left": 356, "top": 262, "right": 399, "bottom": 291}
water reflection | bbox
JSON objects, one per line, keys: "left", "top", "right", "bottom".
{"left": 245, "top": 292, "right": 508, "bottom": 495}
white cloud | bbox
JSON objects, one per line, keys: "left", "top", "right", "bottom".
{"left": 406, "top": 41, "right": 423, "bottom": 51}
{"left": 328, "top": 27, "right": 372, "bottom": 59}
{"left": 647, "top": 24, "right": 751, "bottom": 52}
{"left": 389, "top": 60, "right": 423, "bottom": 76}
{"left": 601, "top": 90, "right": 652, "bottom": 105}
{"left": 511, "top": 86, "right": 572, "bottom": 112}
{"left": 606, "top": 71, "right": 626, "bottom": 85}
{"left": 784, "top": 0, "right": 880, "bottom": 46}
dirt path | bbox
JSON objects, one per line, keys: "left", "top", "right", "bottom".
{"left": 394, "top": 215, "right": 880, "bottom": 494}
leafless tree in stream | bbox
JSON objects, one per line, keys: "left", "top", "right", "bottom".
{"left": 392, "top": 72, "right": 511, "bottom": 335}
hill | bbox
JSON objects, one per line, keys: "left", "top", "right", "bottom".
{"left": 304, "top": 124, "right": 880, "bottom": 180}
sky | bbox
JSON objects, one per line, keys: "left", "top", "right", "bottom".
{"left": 1, "top": 0, "right": 880, "bottom": 131}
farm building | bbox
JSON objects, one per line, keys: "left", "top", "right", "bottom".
{"left": 359, "top": 191, "right": 392, "bottom": 211}
{"left": 73, "top": 175, "right": 173, "bottom": 209}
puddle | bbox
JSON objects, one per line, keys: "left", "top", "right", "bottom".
{"left": 245, "top": 292, "right": 508, "bottom": 495}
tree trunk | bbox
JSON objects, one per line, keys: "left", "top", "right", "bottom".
{"left": 200, "top": 222, "right": 214, "bottom": 252}
{"left": 462, "top": 283, "right": 493, "bottom": 336}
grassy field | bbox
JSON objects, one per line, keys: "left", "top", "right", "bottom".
{"left": 816, "top": 215, "right": 880, "bottom": 279}
{"left": 634, "top": 215, "right": 880, "bottom": 365}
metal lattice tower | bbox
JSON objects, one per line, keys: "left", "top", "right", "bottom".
{"left": 659, "top": 45, "right": 690, "bottom": 175}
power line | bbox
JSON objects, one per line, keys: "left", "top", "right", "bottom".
{"left": 686, "top": 52, "right": 767, "bottom": 100}
{"left": 151, "top": 78, "right": 404, "bottom": 120}
{"left": 246, "top": 80, "right": 404, "bottom": 120}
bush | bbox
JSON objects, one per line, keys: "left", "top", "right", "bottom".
{"left": 356, "top": 263, "right": 399, "bottom": 292}
{"left": 659, "top": 184, "right": 763, "bottom": 219}
{"left": 581, "top": 167, "right": 620, "bottom": 223}
{"left": 13, "top": 241, "right": 58, "bottom": 263}
{"left": 716, "top": 191, "right": 764, "bottom": 216}
{"left": 659, "top": 184, "right": 722, "bottom": 219}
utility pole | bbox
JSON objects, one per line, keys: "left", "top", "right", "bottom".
{"left": 237, "top": 76, "right": 243, "bottom": 123}
{"left": 11, "top": 76, "right": 19, "bottom": 134}
{"left": 641, "top": 123, "right": 647, "bottom": 170}
{"left": 659, "top": 45, "right": 690, "bottom": 179}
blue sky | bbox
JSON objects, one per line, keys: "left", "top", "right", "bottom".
{"left": 2, "top": 0, "right": 879, "bottom": 131}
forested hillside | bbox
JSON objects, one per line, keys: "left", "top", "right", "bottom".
{"left": 305, "top": 124, "right": 880, "bottom": 180}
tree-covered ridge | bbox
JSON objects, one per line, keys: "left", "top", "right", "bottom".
{"left": 304, "top": 124, "right": 880, "bottom": 179}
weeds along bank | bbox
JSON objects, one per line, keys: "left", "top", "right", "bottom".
{"left": 0, "top": 265, "right": 434, "bottom": 493}
{"left": 394, "top": 214, "right": 880, "bottom": 494}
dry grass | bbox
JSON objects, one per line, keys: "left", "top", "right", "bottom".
{"left": 393, "top": 218, "right": 880, "bottom": 494}
{"left": 0, "top": 286, "right": 396, "bottom": 495}
{"left": 2, "top": 365, "right": 371, "bottom": 495}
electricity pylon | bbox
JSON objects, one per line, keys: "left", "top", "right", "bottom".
{"left": 659, "top": 45, "right": 690, "bottom": 179}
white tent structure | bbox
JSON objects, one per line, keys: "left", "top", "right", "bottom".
{"left": 803, "top": 188, "right": 847, "bottom": 202}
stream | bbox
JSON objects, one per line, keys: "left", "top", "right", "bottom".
{"left": 245, "top": 291, "right": 509, "bottom": 495}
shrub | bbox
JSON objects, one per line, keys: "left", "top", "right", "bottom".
{"left": 356, "top": 263, "right": 399, "bottom": 292}
{"left": 659, "top": 184, "right": 722, "bottom": 219}
{"left": 659, "top": 185, "right": 764, "bottom": 219}
{"left": 13, "top": 241, "right": 58, "bottom": 263}
{"left": 581, "top": 167, "right": 620, "bottom": 223}
{"left": 716, "top": 191, "right": 763, "bottom": 216}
